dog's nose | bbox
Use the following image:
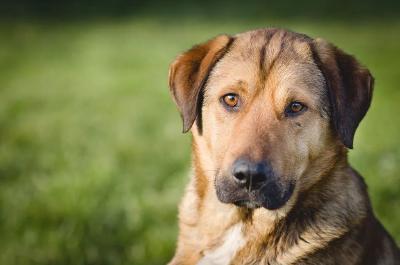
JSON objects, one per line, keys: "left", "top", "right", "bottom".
{"left": 232, "top": 159, "right": 271, "bottom": 189}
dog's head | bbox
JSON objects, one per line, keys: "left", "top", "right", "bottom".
{"left": 168, "top": 29, "right": 373, "bottom": 211}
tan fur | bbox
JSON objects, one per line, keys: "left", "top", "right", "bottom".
{"left": 167, "top": 29, "right": 400, "bottom": 265}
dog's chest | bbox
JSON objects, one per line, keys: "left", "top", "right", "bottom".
{"left": 197, "top": 224, "right": 246, "bottom": 265}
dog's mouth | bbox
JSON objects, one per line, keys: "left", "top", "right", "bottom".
{"left": 216, "top": 178, "right": 295, "bottom": 210}
{"left": 233, "top": 200, "right": 262, "bottom": 209}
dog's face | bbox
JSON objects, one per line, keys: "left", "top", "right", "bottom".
{"left": 169, "top": 29, "right": 373, "bottom": 211}
{"left": 201, "top": 32, "right": 331, "bottom": 210}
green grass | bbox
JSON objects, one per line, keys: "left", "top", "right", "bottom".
{"left": 0, "top": 17, "right": 399, "bottom": 265}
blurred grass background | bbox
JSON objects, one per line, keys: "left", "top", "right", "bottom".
{"left": 0, "top": 1, "right": 399, "bottom": 264}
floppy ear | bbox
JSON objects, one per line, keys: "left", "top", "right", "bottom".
{"left": 311, "top": 39, "right": 374, "bottom": 149}
{"left": 168, "top": 35, "right": 234, "bottom": 133}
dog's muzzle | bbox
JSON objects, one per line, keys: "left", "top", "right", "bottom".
{"left": 215, "top": 158, "right": 294, "bottom": 210}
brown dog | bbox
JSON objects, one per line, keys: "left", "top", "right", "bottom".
{"left": 167, "top": 28, "right": 400, "bottom": 265}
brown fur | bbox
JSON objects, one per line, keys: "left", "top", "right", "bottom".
{"left": 167, "top": 28, "right": 400, "bottom": 265}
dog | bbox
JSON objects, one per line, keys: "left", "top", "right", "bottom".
{"left": 167, "top": 28, "right": 400, "bottom": 265}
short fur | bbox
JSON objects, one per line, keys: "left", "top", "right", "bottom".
{"left": 167, "top": 28, "right": 400, "bottom": 265}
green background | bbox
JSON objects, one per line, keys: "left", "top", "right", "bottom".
{"left": 0, "top": 1, "right": 399, "bottom": 264}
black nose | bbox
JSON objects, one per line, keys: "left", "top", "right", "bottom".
{"left": 232, "top": 159, "right": 272, "bottom": 189}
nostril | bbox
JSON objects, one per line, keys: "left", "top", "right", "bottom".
{"left": 233, "top": 171, "right": 248, "bottom": 184}
{"left": 232, "top": 159, "right": 251, "bottom": 185}
{"left": 252, "top": 172, "right": 267, "bottom": 187}
{"left": 254, "top": 162, "right": 269, "bottom": 181}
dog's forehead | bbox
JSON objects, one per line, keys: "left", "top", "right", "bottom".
{"left": 209, "top": 29, "right": 323, "bottom": 95}
{"left": 232, "top": 29, "right": 314, "bottom": 60}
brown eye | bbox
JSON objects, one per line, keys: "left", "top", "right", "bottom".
{"left": 222, "top": 93, "right": 239, "bottom": 108}
{"left": 285, "top": 101, "right": 306, "bottom": 116}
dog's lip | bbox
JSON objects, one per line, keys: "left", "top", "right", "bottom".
{"left": 231, "top": 182, "right": 295, "bottom": 210}
{"left": 260, "top": 182, "right": 295, "bottom": 210}
{"left": 215, "top": 174, "right": 296, "bottom": 210}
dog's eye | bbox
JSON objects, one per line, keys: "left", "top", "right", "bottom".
{"left": 285, "top": 101, "right": 306, "bottom": 116}
{"left": 221, "top": 93, "right": 239, "bottom": 108}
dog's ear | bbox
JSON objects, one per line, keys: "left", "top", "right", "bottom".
{"left": 168, "top": 35, "right": 233, "bottom": 133}
{"left": 311, "top": 39, "right": 374, "bottom": 149}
